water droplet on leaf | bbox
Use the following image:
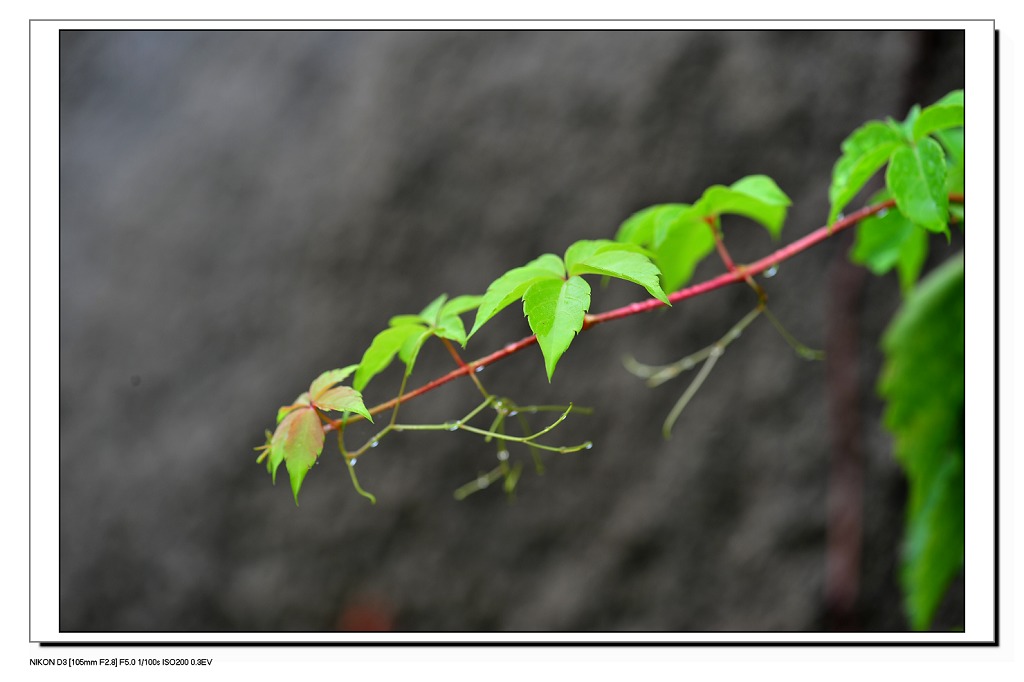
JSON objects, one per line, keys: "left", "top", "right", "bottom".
{"left": 584, "top": 442, "right": 593, "bottom": 450}
{"left": 474, "top": 365, "right": 485, "bottom": 373}
{"left": 497, "top": 450, "right": 509, "bottom": 461}
{"left": 764, "top": 264, "right": 779, "bottom": 278}
{"left": 448, "top": 422, "right": 460, "bottom": 431}
{"left": 349, "top": 458, "right": 358, "bottom": 467}
{"left": 370, "top": 441, "right": 379, "bottom": 448}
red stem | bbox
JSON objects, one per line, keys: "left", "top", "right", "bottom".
{"left": 332, "top": 194, "right": 959, "bottom": 429}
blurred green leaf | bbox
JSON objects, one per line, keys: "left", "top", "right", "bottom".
{"left": 879, "top": 253, "right": 964, "bottom": 630}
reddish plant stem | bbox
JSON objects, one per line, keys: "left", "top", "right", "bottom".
{"left": 708, "top": 218, "right": 738, "bottom": 273}
{"left": 332, "top": 194, "right": 960, "bottom": 429}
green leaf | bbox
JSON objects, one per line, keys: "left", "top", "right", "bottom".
{"left": 469, "top": 254, "right": 565, "bottom": 339}
{"left": 522, "top": 275, "right": 591, "bottom": 381}
{"left": 615, "top": 204, "right": 690, "bottom": 246}
{"left": 912, "top": 103, "right": 964, "bottom": 142}
{"left": 388, "top": 314, "right": 425, "bottom": 327}
{"left": 654, "top": 216, "right": 717, "bottom": 292}
{"left": 311, "top": 385, "right": 373, "bottom": 422}
{"left": 308, "top": 366, "right": 358, "bottom": 402}
{"left": 440, "top": 294, "right": 483, "bottom": 318}
{"left": 353, "top": 323, "right": 429, "bottom": 391}
{"left": 935, "top": 128, "right": 964, "bottom": 196}
{"left": 565, "top": 240, "right": 669, "bottom": 304}
{"left": 898, "top": 104, "right": 922, "bottom": 140}
{"left": 829, "top": 121, "right": 906, "bottom": 224}
{"left": 418, "top": 294, "right": 448, "bottom": 326}
{"left": 886, "top": 137, "right": 950, "bottom": 234}
{"left": 696, "top": 175, "right": 791, "bottom": 239}
{"left": 878, "top": 253, "right": 964, "bottom": 630}
{"left": 435, "top": 313, "right": 468, "bottom": 346}
{"left": 397, "top": 327, "right": 435, "bottom": 376}
{"left": 615, "top": 205, "right": 716, "bottom": 293}
{"left": 270, "top": 406, "right": 325, "bottom": 503}
{"left": 903, "top": 454, "right": 964, "bottom": 631}
{"left": 850, "top": 193, "right": 929, "bottom": 295}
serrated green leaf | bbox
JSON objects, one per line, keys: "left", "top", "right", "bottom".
{"left": 829, "top": 121, "right": 906, "bottom": 224}
{"left": 850, "top": 193, "right": 929, "bottom": 295}
{"left": 308, "top": 366, "right": 359, "bottom": 402}
{"left": 270, "top": 406, "right": 325, "bottom": 502}
{"left": 353, "top": 323, "right": 429, "bottom": 391}
{"left": 912, "top": 103, "right": 964, "bottom": 142}
{"left": 879, "top": 253, "right": 964, "bottom": 630}
{"left": 276, "top": 392, "right": 311, "bottom": 424}
{"left": 418, "top": 294, "right": 448, "bottom": 326}
{"left": 468, "top": 254, "right": 565, "bottom": 339}
{"left": 311, "top": 385, "right": 373, "bottom": 422}
{"left": 523, "top": 275, "right": 591, "bottom": 381}
{"left": 695, "top": 175, "right": 791, "bottom": 240}
{"left": 886, "top": 137, "right": 949, "bottom": 234}
{"left": 566, "top": 241, "right": 669, "bottom": 304}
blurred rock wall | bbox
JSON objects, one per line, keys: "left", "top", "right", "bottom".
{"left": 59, "top": 30, "right": 965, "bottom": 632}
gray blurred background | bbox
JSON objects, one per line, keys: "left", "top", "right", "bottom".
{"left": 59, "top": 30, "right": 965, "bottom": 633}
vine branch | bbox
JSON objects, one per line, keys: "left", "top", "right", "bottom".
{"left": 329, "top": 193, "right": 961, "bottom": 431}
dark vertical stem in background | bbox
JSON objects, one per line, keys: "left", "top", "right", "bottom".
{"left": 823, "top": 234, "right": 867, "bottom": 630}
